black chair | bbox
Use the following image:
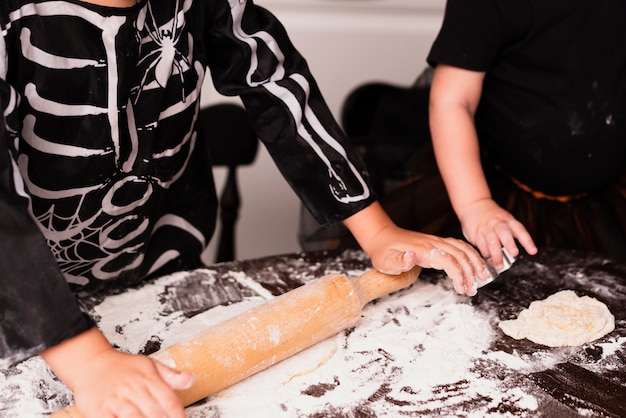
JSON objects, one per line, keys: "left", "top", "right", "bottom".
{"left": 340, "top": 80, "right": 434, "bottom": 195}
{"left": 197, "top": 103, "right": 259, "bottom": 262}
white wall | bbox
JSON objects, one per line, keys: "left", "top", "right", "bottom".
{"left": 202, "top": 0, "right": 445, "bottom": 264}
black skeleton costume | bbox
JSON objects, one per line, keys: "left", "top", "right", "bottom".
{"left": 0, "top": 0, "right": 375, "bottom": 367}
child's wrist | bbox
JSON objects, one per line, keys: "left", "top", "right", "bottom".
{"left": 41, "top": 327, "right": 113, "bottom": 388}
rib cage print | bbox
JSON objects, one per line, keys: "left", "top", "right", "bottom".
{"left": 2, "top": 0, "right": 372, "bottom": 287}
{"left": 12, "top": 0, "right": 203, "bottom": 284}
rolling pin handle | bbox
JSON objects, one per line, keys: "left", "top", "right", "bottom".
{"left": 352, "top": 266, "right": 421, "bottom": 306}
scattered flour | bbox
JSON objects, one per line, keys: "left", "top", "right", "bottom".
{"left": 6, "top": 265, "right": 625, "bottom": 417}
{"left": 93, "top": 272, "right": 196, "bottom": 354}
{"left": 228, "top": 271, "right": 275, "bottom": 300}
{"left": 105, "top": 277, "right": 539, "bottom": 417}
{"left": 0, "top": 356, "right": 72, "bottom": 417}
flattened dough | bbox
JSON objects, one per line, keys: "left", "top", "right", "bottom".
{"left": 498, "top": 290, "right": 615, "bottom": 347}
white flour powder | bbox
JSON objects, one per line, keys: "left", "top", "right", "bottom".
{"left": 90, "top": 271, "right": 538, "bottom": 417}
{"left": 5, "top": 266, "right": 624, "bottom": 417}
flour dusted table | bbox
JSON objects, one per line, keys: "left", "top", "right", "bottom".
{"left": 1, "top": 248, "right": 625, "bottom": 417}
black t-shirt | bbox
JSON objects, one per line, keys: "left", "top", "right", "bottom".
{"left": 428, "top": 0, "right": 626, "bottom": 196}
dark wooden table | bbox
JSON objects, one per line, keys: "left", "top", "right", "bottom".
{"left": 1, "top": 248, "right": 625, "bottom": 417}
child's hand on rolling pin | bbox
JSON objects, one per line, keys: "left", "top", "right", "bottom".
{"left": 42, "top": 327, "right": 193, "bottom": 418}
{"left": 343, "top": 202, "right": 490, "bottom": 296}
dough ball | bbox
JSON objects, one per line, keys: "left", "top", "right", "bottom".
{"left": 498, "top": 290, "right": 615, "bottom": 347}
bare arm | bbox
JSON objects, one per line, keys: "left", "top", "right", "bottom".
{"left": 429, "top": 64, "right": 537, "bottom": 265}
{"left": 429, "top": 65, "right": 490, "bottom": 217}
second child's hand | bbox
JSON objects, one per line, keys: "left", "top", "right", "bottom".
{"left": 459, "top": 198, "right": 538, "bottom": 268}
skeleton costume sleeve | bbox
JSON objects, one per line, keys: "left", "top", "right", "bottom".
{"left": 0, "top": 0, "right": 375, "bottom": 367}
{"left": 196, "top": 0, "right": 376, "bottom": 225}
{"left": 0, "top": 78, "right": 95, "bottom": 368}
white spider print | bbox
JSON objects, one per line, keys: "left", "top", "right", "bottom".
{"left": 134, "top": 0, "right": 192, "bottom": 104}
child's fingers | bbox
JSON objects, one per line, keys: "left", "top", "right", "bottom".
{"left": 445, "top": 238, "right": 490, "bottom": 280}
{"left": 147, "top": 362, "right": 190, "bottom": 418}
{"left": 372, "top": 249, "right": 419, "bottom": 275}
{"left": 509, "top": 221, "right": 538, "bottom": 256}
{"left": 421, "top": 244, "right": 479, "bottom": 296}
{"left": 103, "top": 358, "right": 188, "bottom": 418}
{"left": 154, "top": 361, "right": 194, "bottom": 391}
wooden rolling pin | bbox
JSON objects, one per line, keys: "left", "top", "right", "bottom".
{"left": 52, "top": 266, "right": 421, "bottom": 417}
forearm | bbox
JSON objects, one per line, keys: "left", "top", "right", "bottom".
{"left": 429, "top": 65, "right": 491, "bottom": 219}
{"left": 342, "top": 201, "right": 394, "bottom": 255}
{"left": 428, "top": 66, "right": 538, "bottom": 259}
{"left": 430, "top": 103, "right": 491, "bottom": 217}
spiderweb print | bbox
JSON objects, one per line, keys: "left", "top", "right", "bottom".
{"left": 13, "top": 0, "right": 199, "bottom": 285}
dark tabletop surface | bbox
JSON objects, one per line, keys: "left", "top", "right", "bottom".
{"left": 1, "top": 247, "right": 625, "bottom": 417}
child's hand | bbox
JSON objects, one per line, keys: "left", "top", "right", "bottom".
{"left": 458, "top": 198, "right": 538, "bottom": 268}
{"left": 42, "top": 327, "right": 193, "bottom": 418}
{"left": 344, "top": 202, "right": 490, "bottom": 296}
{"left": 365, "top": 226, "right": 490, "bottom": 296}
{"left": 70, "top": 350, "right": 192, "bottom": 418}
